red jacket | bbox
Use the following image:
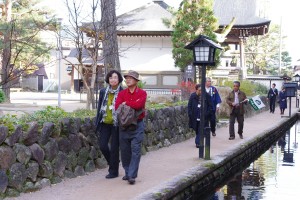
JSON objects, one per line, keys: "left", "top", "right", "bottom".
{"left": 115, "top": 87, "right": 147, "bottom": 120}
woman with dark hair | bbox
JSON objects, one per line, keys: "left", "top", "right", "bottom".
{"left": 95, "top": 69, "right": 123, "bottom": 179}
{"left": 278, "top": 87, "right": 287, "bottom": 115}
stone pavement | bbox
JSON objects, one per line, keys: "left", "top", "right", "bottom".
{"left": 3, "top": 93, "right": 299, "bottom": 200}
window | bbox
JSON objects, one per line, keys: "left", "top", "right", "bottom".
{"left": 142, "top": 76, "right": 157, "bottom": 85}
{"left": 163, "top": 76, "right": 178, "bottom": 86}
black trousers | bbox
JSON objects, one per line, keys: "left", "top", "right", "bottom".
{"left": 229, "top": 108, "right": 244, "bottom": 137}
{"left": 269, "top": 97, "right": 276, "bottom": 113}
{"left": 97, "top": 123, "right": 119, "bottom": 176}
{"left": 208, "top": 111, "right": 217, "bottom": 133}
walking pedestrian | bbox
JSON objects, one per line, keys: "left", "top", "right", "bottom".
{"left": 226, "top": 81, "right": 248, "bottom": 140}
{"left": 115, "top": 70, "right": 147, "bottom": 185}
{"left": 205, "top": 77, "right": 222, "bottom": 136}
{"left": 278, "top": 87, "right": 287, "bottom": 115}
{"left": 95, "top": 69, "right": 123, "bottom": 179}
{"left": 188, "top": 84, "right": 212, "bottom": 148}
{"left": 267, "top": 83, "right": 278, "bottom": 113}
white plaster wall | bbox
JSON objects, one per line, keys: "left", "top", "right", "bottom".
{"left": 44, "top": 49, "right": 71, "bottom": 91}
{"left": 249, "top": 79, "right": 284, "bottom": 90}
{"left": 118, "top": 36, "right": 179, "bottom": 71}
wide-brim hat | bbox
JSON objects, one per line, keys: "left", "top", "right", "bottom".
{"left": 124, "top": 70, "right": 140, "bottom": 81}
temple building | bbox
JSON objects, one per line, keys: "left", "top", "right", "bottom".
{"left": 76, "top": 0, "right": 272, "bottom": 90}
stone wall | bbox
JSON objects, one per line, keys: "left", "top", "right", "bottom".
{"left": 0, "top": 99, "right": 268, "bottom": 198}
{"left": 0, "top": 106, "right": 193, "bottom": 198}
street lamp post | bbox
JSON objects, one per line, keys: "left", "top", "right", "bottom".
{"left": 283, "top": 82, "right": 297, "bottom": 117}
{"left": 185, "top": 35, "right": 222, "bottom": 159}
{"left": 57, "top": 18, "right": 63, "bottom": 107}
{"left": 293, "top": 74, "right": 300, "bottom": 108}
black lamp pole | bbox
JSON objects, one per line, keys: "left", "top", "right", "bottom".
{"left": 289, "top": 96, "right": 292, "bottom": 117}
{"left": 293, "top": 74, "right": 300, "bottom": 108}
{"left": 185, "top": 35, "right": 222, "bottom": 160}
{"left": 198, "top": 64, "right": 206, "bottom": 158}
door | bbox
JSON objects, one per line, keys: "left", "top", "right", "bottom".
{"left": 37, "top": 75, "right": 44, "bottom": 92}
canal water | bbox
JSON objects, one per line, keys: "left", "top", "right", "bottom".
{"left": 199, "top": 122, "right": 299, "bottom": 200}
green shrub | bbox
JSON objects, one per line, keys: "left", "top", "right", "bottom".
{"left": 0, "top": 106, "right": 98, "bottom": 134}
{"left": 0, "top": 90, "right": 5, "bottom": 103}
{"left": 18, "top": 106, "right": 68, "bottom": 128}
{"left": 146, "top": 100, "right": 188, "bottom": 109}
{"left": 0, "top": 114, "right": 19, "bottom": 134}
{"left": 0, "top": 101, "right": 185, "bottom": 134}
{"left": 69, "top": 108, "right": 96, "bottom": 118}
{"left": 221, "top": 80, "right": 256, "bottom": 96}
{"left": 138, "top": 81, "right": 146, "bottom": 89}
{"left": 253, "top": 82, "right": 268, "bottom": 95}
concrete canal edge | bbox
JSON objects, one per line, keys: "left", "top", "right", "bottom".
{"left": 135, "top": 113, "right": 299, "bottom": 200}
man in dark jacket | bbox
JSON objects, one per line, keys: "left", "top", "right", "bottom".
{"left": 226, "top": 81, "right": 248, "bottom": 140}
{"left": 267, "top": 83, "right": 278, "bottom": 113}
{"left": 188, "top": 84, "right": 212, "bottom": 148}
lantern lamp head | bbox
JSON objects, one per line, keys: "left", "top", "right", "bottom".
{"left": 293, "top": 74, "right": 300, "bottom": 82}
{"left": 185, "top": 35, "right": 222, "bottom": 66}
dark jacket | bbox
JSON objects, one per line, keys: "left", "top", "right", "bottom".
{"left": 267, "top": 88, "right": 278, "bottom": 100}
{"left": 226, "top": 90, "right": 247, "bottom": 115}
{"left": 278, "top": 91, "right": 287, "bottom": 109}
{"left": 206, "top": 86, "right": 222, "bottom": 111}
{"left": 188, "top": 91, "right": 213, "bottom": 131}
{"left": 95, "top": 87, "right": 123, "bottom": 132}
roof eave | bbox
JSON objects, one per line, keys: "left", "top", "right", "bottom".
{"left": 117, "top": 30, "right": 172, "bottom": 37}
{"left": 219, "top": 20, "right": 271, "bottom": 29}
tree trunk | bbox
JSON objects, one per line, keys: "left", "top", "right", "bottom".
{"left": 89, "top": 50, "right": 98, "bottom": 109}
{"left": 70, "top": 66, "right": 75, "bottom": 93}
{"left": 1, "top": 0, "right": 12, "bottom": 102}
{"left": 101, "top": 0, "right": 121, "bottom": 72}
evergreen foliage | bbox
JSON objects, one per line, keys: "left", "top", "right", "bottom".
{"left": 0, "top": 90, "right": 5, "bottom": 103}
{"left": 167, "top": 0, "right": 219, "bottom": 71}
{"left": 0, "top": 0, "right": 56, "bottom": 98}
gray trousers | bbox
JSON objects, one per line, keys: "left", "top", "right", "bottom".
{"left": 119, "top": 121, "right": 144, "bottom": 179}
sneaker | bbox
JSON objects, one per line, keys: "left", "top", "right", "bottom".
{"left": 122, "top": 175, "right": 129, "bottom": 181}
{"left": 212, "top": 132, "right": 216, "bottom": 137}
{"left": 239, "top": 134, "right": 243, "bottom": 139}
{"left": 229, "top": 136, "right": 235, "bottom": 140}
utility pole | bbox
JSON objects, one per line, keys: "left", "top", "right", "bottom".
{"left": 279, "top": 17, "right": 282, "bottom": 75}
{"left": 57, "top": 18, "right": 63, "bottom": 107}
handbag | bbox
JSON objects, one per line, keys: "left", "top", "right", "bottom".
{"left": 116, "top": 104, "right": 143, "bottom": 131}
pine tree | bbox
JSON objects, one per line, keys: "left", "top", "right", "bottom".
{"left": 170, "top": 0, "right": 218, "bottom": 71}
{"left": 0, "top": 0, "right": 55, "bottom": 101}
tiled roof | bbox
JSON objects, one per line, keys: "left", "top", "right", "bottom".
{"left": 117, "top": 0, "right": 270, "bottom": 35}
{"left": 214, "top": 0, "right": 270, "bottom": 27}
{"left": 117, "top": 1, "right": 172, "bottom": 33}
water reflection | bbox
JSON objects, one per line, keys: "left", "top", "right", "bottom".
{"left": 202, "top": 122, "right": 299, "bottom": 200}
